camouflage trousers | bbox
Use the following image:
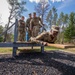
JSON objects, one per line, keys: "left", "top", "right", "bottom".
{"left": 28, "top": 29, "right": 32, "bottom": 38}
{"left": 18, "top": 30, "right": 25, "bottom": 41}
{"left": 32, "top": 26, "right": 40, "bottom": 37}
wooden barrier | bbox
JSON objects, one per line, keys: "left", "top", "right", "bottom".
{"left": 0, "top": 42, "right": 44, "bottom": 57}
{"left": 0, "top": 19, "right": 44, "bottom": 57}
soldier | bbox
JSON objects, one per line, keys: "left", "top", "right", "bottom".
{"left": 30, "top": 12, "right": 43, "bottom": 37}
{"left": 18, "top": 16, "right": 25, "bottom": 42}
{"left": 26, "top": 13, "right": 32, "bottom": 38}
{"left": 30, "top": 25, "right": 60, "bottom": 45}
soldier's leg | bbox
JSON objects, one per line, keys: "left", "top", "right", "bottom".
{"left": 20, "top": 31, "right": 25, "bottom": 41}
{"left": 22, "top": 31, "right": 25, "bottom": 41}
{"left": 31, "top": 30, "right": 33, "bottom": 37}
{"left": 18, "top": 31, "right": 22, "bottom": 41}
{"left": 36, "top": 26, "right": 40, "bottom": 36}
{"left": 32, "top": 26, "right": 36, "bottom": 37}
{"left": 18, "top": 31, "right": 20, "bottom": 41}
{"left": 28, "top": 30, "right": 31, "bottom": 38}
{"left": 33, "top": 26, "right": 39, "bottom": 37}
{"left": 19, "top": 31, "right": 23, "bottom": 41}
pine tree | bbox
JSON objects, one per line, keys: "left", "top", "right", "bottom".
{"left": 64, "top": 12, "right": 75, "bottom": 42}
{"left": 4, "top": 0, "right": 27, "bottom": 42}
{"left": 46, "top": 6, "right": 58, "bottom": 28}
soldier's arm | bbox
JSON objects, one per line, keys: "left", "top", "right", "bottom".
{"left": 18, "top": 20, "right": 20, "bottom": 26}
{"left": 35, "top": 32, "right": 47, "bottom": 40}
{"left": 39, "top": 17, "right": 43, "bottom": 24}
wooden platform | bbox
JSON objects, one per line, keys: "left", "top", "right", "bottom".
{"left": 0, "top": 42, "right": 44, "bottom": 57}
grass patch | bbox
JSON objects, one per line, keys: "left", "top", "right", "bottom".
{"left": 0, "top": 48, "right": 12, "bottom": 54}
{"left": 0, "top": 47, "right": 75, "bottom": 54}
{"left": 0, "top": 46, "right": 61, "bottom": 54}
{"left": 45, "top": 46, "right": 61, "bottom": 51}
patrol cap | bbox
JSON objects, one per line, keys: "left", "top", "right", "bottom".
{"left": 51, "top": 25, "right": 59, "bottom": 32}
{"left": 21, "top": 16, "right": 24, "bottom": 18}
{"left": 29, "top": 13, "right": 31, "bottom": 15}
{"left": 33, "top": 12, "right": 36, "bottom": 15}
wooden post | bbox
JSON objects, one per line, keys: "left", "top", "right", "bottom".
{"left": 13, "top": 46, "right": 17, "bottom": 57}
{"left": 31, "top": 46, "right": 33, "bottom": 50}
{"left": 41, "top": 45, "right": 44, "bottom": 53}
{"left": 14, "top": 19, "right": 18, "bottom": 42}
{"left": 13, "top": 19, "right": 18, "bottom": 57}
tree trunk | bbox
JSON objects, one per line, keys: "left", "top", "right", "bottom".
{"left": 61, "top": 25, "right": 64, "bottom": 44}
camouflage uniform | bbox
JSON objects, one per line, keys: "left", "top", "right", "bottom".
{"left": 30, "top": 17, "right": 42, "bottom": 37}
{"left": 26, "top": 18, "right": 32, "bottom": 38}
{"left": 18, "top": 19, "right": 25, "bottom": 41}
{"left": 30, "top": 25, "right": 60, "bottom": 43}
{"left": 33, "top": 32, "right": 57, "bottom": 43}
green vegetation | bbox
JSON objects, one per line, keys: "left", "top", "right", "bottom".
{"left": 0, "top": 25, "right": 4, "bottom": 42}
{"left": 0, "top": 48, "right": 12, "bottom": 54}
{"left": 0, "top": 47, "right": 75, "bottom": 54}
{"left": 0, "top": 46, "right": 60, "bottom": 54}
{"left": 64, "top": 12, "right": 75, "bottom": 42}
{"left": 0, "top": 36, "right": 3, "bottom": 42}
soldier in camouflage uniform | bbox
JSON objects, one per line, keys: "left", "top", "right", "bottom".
{"left": 18, "top": 16, "right": 26, "bottom": 41}
{"left": 30, "top": 12, "right": 43, "bottom": 37}
{"left": 26, "top": 13, "right": 32, "bottom": 38}
{"left": 30, "top": 25, "right": 60, "bottom": 44}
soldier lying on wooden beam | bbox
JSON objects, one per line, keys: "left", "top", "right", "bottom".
{"left": 30, "top": 25, "right": 60, "bottom": 45}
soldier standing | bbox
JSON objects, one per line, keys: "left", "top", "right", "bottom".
{"left": 30, "top": 25, "right": 60, "bottom": 44}
{"left": 18, "top": 16, "right": 25, "bottom": 42}
{"left": 30, "top": 12, "right": 43, "bottom": 37}
{"left": 26, "top": 13, "right": 32, "bottom": 38}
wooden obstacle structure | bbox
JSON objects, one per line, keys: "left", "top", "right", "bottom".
{"left": 0, "top": 19, "right": 44, "bottom": 57}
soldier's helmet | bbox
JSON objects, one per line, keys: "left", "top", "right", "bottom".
{"left": 51, "top": 25, "right": 60, "bottom": 32}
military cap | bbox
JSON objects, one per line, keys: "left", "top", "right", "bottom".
{"left": 33, "top": 12, "right": 36, "bottom": 15}
{"left": 21, "top": 16, "right": 24, "bottom": 18}
{"left": 51, "top": 25, "right": 59, "bottom": 32}
{"left": 29, "top": 13, "right": 31, "bottom": 15}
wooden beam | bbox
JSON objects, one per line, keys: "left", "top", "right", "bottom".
{"left": 30, "top": 39, "right": 75, "bottom": 49}
{"left": 47, "top": 43, "right": 75, "bottom": 49}
{"left": 0, "top": 42, "right": 42, "bottom": 47}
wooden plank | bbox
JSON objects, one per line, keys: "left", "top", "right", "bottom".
{"left": 30, "top": 39, "right": 75, "bottom": 49}
{"left": 0, "top": 42, "right": 13, "bottom": 47}
{"left": 41, "top": 45, "right": 44, "bottom": 53}
{"left": 47, "top": 43, "right": 75, "bottom": 49}
{"left": 13, "top": 47, "right": 17, "bottom": 57}
{"left": 0, "top": 42, "right": 42, "bottom": 47}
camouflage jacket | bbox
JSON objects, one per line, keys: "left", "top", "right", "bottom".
{"left": 26, "top": 18, "right": 32, "bottom": 28}
{"left": 18, "top": 19, "right": 25, "bottom": 31}
{"left": 36, "top": 32, "right": 57, "bottom": 43}
{"left": 30, "top": 17, "right": 42, "bottom": 26}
